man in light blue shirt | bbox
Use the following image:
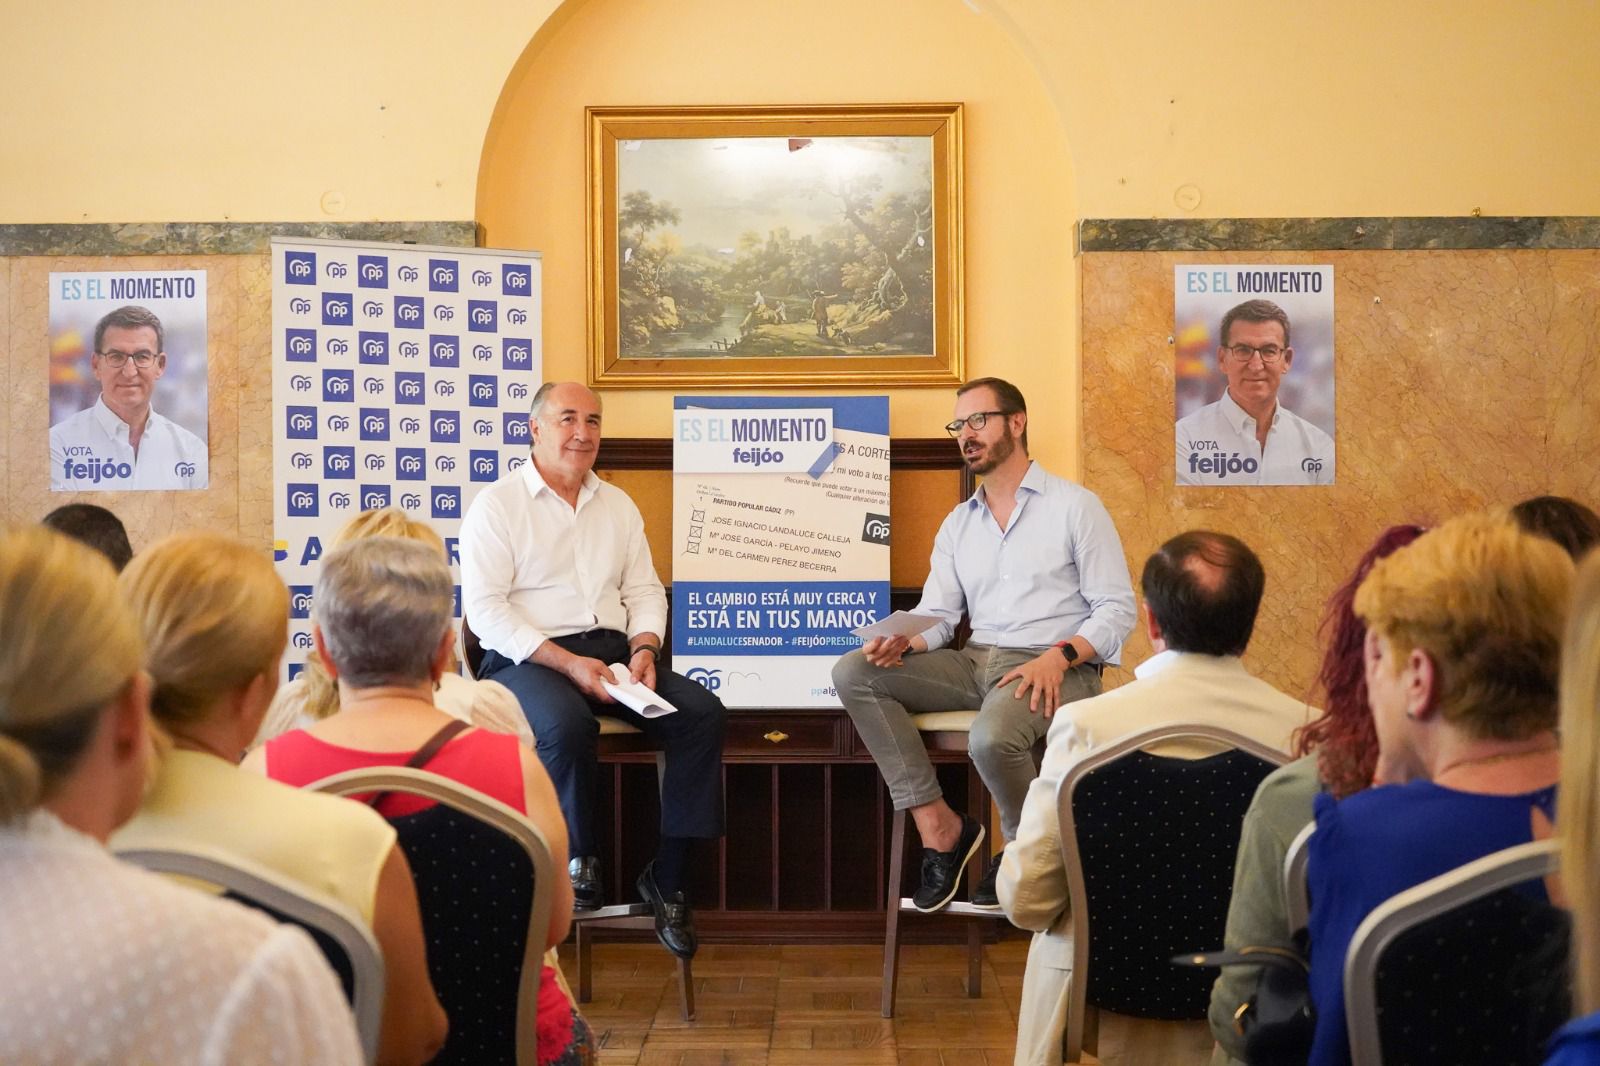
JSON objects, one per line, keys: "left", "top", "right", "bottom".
{"left": 833, "top": 378, "right": 1136, "bottom": 913}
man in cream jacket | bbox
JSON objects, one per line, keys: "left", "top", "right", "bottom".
{"left": 995, "top": 530, "right": 1307, "bottom": 1065}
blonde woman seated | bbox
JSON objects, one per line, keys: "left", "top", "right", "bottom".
{"left": 254, "top": 507, "right": 530, "bottom": 749}
{"left": 245, "top": 536, "right": 585, "bottom": 1064}
{"left": 112, "top": 532, "right": 448, "bottom": 1066}
{"left": 0, "top": 527, "right": 362, "bottom": 1065}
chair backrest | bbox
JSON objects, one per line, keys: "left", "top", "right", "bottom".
{"left": 1283, "top": 821, "right": 1316, "bottom": 933}
{"left": 116, "top": 842, "right": 385, "bottom": 1066}
{"left": 1058, "top": 724, "right": 1289, "bottom": 1019}
{"left": 1344, "top": 839, "right": 1569, "bottom": 1066}
{"left": 461, "top": 614, "right": 486, "bottom": 679}
{"left": 309, "top": 767, "right": 551, "bottom": 1066}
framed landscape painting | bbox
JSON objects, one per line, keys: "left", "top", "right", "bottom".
{"left": 587, "top": 104, "right": 964, "bottom": 388}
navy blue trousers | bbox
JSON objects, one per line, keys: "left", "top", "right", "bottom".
{"left": 480, "top": 630, "right": 727, "bottom": 857}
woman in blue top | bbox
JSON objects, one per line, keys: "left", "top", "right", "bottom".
{"left": 1548, "top": 551, "right": 1600, "bottom": 1065}
{"left": 1305, "top": 511, "right": 1573, "bottom": 1066}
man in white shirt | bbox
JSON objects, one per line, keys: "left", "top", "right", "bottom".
{"left": 49, "top": 305, "right": 208, "bottom": 491}
{"left": 1175, "top": 298, "right": 1334, "bottom": 486}
{"left": 995, "top": 530, "right": 1307, "bottom": 1066}
{"left": 460, "top": 381, "right": 726, "bottom": 959}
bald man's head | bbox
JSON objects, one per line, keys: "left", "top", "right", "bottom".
{"left": 1140, "top": 531, "right": 1266, "bottom": 656}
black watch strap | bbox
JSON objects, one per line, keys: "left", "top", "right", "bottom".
{"left": 1054, "top": 640, "right": 1079, "bottom": 664}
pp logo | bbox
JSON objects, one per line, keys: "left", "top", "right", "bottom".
{"left": 285, "top": 328, "right": 317, "bottom": 362}
{"left": 291, "top": 631, "right": 315, "bottom": 650}
{"left": 326, "top": 261, "right": 348, "bottom": 280}
{"left": 469, "top": 450, "right": 499, "bottom": 482}
{"left": 288, "top": 585, "right": 314, "bottom": 619}
{"left": 468, "top": 375, "right": 497, "bottom": 408}
{"left": 503, "top": 263, "right": 532, "bottom": 295}
{"left": 290, "top": 450, "right": 313, "bottom": 470}
{"left": 286, "top": 407, "right": 318, "bottom": 440}
{"left": 504, "top": 413, "right": 530, "bottom": 444}
{"left": 321, "top": 292, "right": 353, "bottom": 326}
{"left": 395, "top": 372, "right": 425, "bottom": 405}
{"left": 507, "top": 456, "right": 526, "bottom": 471}
{"left": 861, "top": 513, "right": 891, "bottom": 546}
{"left": 470, "top": 269, "right": 492, "bottom": 287}
{"left": 174, "top": 461, "right": 198, "bottom": 478}
{"left": 328, "top": 491, "right": 353, "bottom": 510}
{"left": 362, "top": 300, "right": 384, "bottom": 318}
{"left": 434, "top": 455, "right": 457, "bottom": 473}
{"left": 1301, "top": 458, "right": 1324, "bottom": 475}
{"left": 397, "top": 416, "right": 422, "bottom": 435}
{"left": 685, "top": 667, "right": 723, "bottom": 692}
{"left": 471, "top": 343, "right": 493, "bottom": 362}
{"left": 467, "top": 300, "right": 497, "bottom": 333}
{"left": 289, "top": 373, "right": 313, "bottom": 393}
{"left": 431, "top": 486, "right": 462, "bottom": 519}
{"left": 323, "top": 446, "right": 356, "bottom": 480}
{"left": 322, "top": 369, "right": 354, "bottom": 403}
{"left": 359, "top": 408, "right": 390, "bottom": 441}
{"left": 288, "top": 662, "right": 305, "bottom": 681}
{"left": 361, "top": 485, "right": 392, "bottom": 511}
{"left": 358, "top": 331, "right": 389, "bottom": 364}
{"left": 507, "top": 382, "right": 529, "bottom": 401}
{"left": 364, "top": 453, "right": 387, "bottom": 472}
{"left": 433, "top": 304, "right": 454, "bottom": 322}
{"left": 361, "top": 377, "right": 385, "bottom": 396}
{"left": 503, "top": 339, "right": 532, "bottom": 370}
{"left": 506, "top": 307, "right": 529, "bottom": 326}
{"left": 429, "top": 335, "right": 459, "bottom": 367}
{"left": 327, "top": 414, "right": 352, "bottom": 433}
{"left": 288, "top": 296, "right": 312, "bottom": 315}
{"left": 394, "top": 296, "right": 425, "bottom": 329}
{"left": 285, "top": 251, "right": 316, "bottom": 285}
{"left": 287, "top": 483, "right": 319, "bottom": 517}
{"left": 434, "top": 380, "right": 457, "bottom": 399}
{"left": 396, "top": 264, "right": 420, "bottom": 284}
{"left": 396, "top": 448, "right": 427, "bottom": 480}
{"left": 429, "top": 259, "right": 459, "bottom": 293}
{"left": 472, "top": 418, "right": 495, "bottom": 438}
{"left": 430, "top": 411, "right": 460, "bottom": 443}
{"left": 399, "top": 492, "right": 423, "bottom": 511}
{"left": 326, "top": 337, "right": 349, "bottom": 356}
{"left": 358, "top": 255, "right": 389, "bottom": 288}
{"left": 397, "top": 340, "right": 421, "bottom": 360}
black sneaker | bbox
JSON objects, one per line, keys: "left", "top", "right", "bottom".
{"left": 569, "top": 856, "right": 604, "bottom": 911}
{"left": 637, "top": 861, "right": 698, "bottom": 959}
{"left": 971, "top": 854, "right": 1004, "bottom": 910}
{"left": 912, "top": 814, "right": 985, "bottom": 913}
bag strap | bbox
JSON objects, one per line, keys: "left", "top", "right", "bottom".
{"left": 366, "top": 719, "right": 471, "bottom": 811}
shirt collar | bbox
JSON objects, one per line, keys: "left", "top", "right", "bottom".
{"left": 966, "top": 459, "right": 1044, "bottom": 510}
{"left": 520, "top": 457, "right": 599, "bottom": 503}
{"left": 1219, "top": 388, "right": 1280, "bottom": 434}
{"left": 90, "top": 395, "right": 160, "bottom": 442}
{"left": 1133, "top": 648, "right": 1246, "bottom": 680}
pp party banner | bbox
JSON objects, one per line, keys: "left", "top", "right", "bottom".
{"left": 271, "top": 237, "right": 541, "bottom": 682}
{"left": 48, "top": 270, "right": 209, "bottom": 491}
{"left": 671, "top": 396, "right": 890, "bottom": 708}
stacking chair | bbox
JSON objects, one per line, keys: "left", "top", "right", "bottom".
{"left": 1283, "top": 821, "right": 1315, "bottom": 933}
{"left": 1057, "top": 724, "right": 1289, "bottom": 1062}
{"left": 1344, "top": 839, "right": 1569, "bottom": 1066}
{"left": 460, "top": 615, "right": 695, "bottom": 1021}
{"left": 310, "top": 767, "right": 553, "bottom": 1066}
{"left": 880, "top": 710, "right": 1008, "bottom": 1018}
{"left": 117, "top": 842, "right": 385, "bottom": 1065}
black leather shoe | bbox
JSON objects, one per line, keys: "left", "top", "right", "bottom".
{"left": 569, "top": 856, "right": 604, "bottom": 911}
{"left": 971, "top": 854, "right": 1004, "bottom": 910}
{"left": 636, "top": 861, "right": 697, "bottom": 959}
{"left": 913, "top": 814, "right": 985, "bottom": 913}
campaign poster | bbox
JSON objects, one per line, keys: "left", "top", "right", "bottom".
{"left": 672, "top": 396, "right": 891, "bottom": 708}
{"left": 48, "top": 270, "right": 209, "bottom": 491}
{"left": 270, "top": 237, "right": 542, "bottom": 682}
{"left": 1174, "top": 264, "right": 1335, "bottom": 486}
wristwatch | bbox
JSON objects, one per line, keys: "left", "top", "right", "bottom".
{"left": 631, "top": 643, "right": 662, "bottom": 662}
{"left": 1053, "top": 640, "right": 1079, "bottom": 664}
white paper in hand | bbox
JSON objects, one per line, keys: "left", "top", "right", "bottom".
{"left": 602, "top": 662, "right": 679, "bottom": 718}
{"left": 851, "top": 610, "right": 942, "bottom": 642}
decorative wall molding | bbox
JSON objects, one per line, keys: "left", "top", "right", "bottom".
{"left": 0, "top": 221, "right": 477, "bottom": 256}
{"left": 1078, "top": 216, "right": 1600, "bottom": 253}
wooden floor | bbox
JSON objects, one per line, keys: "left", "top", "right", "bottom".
{"left": 555, "top": 938, "right": 1216, "bottom": 1066}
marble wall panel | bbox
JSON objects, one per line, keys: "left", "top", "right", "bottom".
{"left": 1082, "top": 249, "right": 1600, "bottom": 705}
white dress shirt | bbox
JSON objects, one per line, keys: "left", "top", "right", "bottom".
{"left": 915, "top": 460, "right": 1136, "bottom": 664}
{"left": 0, "top": 810, "right": 362, "bottom": 1065}
{"left": 49, "top": 395, "right": 209, "bottom": 490}
{"left": 1175, "top": 390, "right": 1334, "bottom": 486}
{"left": 460, "top": 460, "right": 668, "bottom": 663}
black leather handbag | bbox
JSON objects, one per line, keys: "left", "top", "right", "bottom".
{"left": 1173, "top": 931, "right": 1314, "bottom": 1065}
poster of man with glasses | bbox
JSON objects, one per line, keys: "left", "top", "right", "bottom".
{"left": 1174, "top": 265, "right": 1335, "bottom": 486}
{"left": 48, "top": 271, "right": 209, "bottom": 491}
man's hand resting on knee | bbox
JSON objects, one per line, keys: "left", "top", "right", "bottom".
{"left": 862, "top": 633, "right": 928, "bottom": 668}
{"left": 532, "top": 642, "right": 617, "bottom": 703}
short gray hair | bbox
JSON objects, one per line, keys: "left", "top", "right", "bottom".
{"left": 313, "top": 537, "right": 453, "bottom": 689}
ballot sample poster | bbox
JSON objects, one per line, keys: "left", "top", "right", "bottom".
{"left": 672, "top": 396, "right": 891, "bottom": 708}
{"left": 1174, "top": 264, "right": 1335, "bottom": 486}
{"left": 48, "top": 270, "right": 210, "bottom": 491}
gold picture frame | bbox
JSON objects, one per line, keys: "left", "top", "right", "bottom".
{"left": 587, "top": 103, "right": 964, "bottom": 389}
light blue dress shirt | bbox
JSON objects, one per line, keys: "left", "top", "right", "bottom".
{"left": 914, "top": 460, "right": 1136, "bottom": 664}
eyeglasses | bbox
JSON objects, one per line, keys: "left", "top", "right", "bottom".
{"left": 944, "top": 410, "right": 1007, "bottom": 436}
{"left": 1222, "top": 344, "right": 1287, "bottom": 366}
{"left": 97, "top": 349, "right": 159, "bottom": 369}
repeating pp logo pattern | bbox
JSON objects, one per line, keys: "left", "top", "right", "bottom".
{"left": 272, "top": 239, "right": 541, "bottom": 681}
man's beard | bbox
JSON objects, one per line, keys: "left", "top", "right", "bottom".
{"left": 963, "top": 425, "right": 1016, "bottom": 475}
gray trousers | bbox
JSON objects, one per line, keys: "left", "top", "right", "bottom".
{"left": 832, "top": 643, "right": 1102, "bottom": 842}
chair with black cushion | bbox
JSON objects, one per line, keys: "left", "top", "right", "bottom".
{"left": 1057, "top": 724, "right": 1290, "bottom": 1062}
{"left": 461, "top": 614, "right": 696, "bottom": 1022}
{"left": 117, "top": 842, "right": 385, "bottom": 1066}
{"left": 310, "top": 767, "right": 554, "bottom": 1066}
{"left": 1344, "top": 839, "right": 1569, "bottom": 1066}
